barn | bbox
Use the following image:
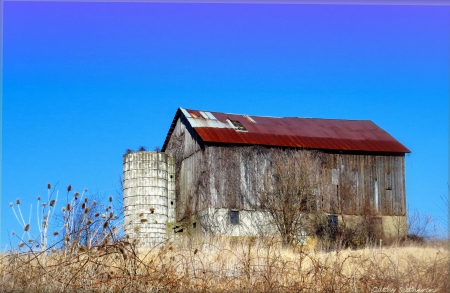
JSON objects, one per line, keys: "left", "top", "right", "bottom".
{"left": 123, "top": 107, "right": 410, "bottom": 247}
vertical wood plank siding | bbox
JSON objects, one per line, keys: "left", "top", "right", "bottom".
{"left": 323, "top": 153, "right": 406, "bottom": 216}
{"left": 165, "top": 117, "right": 407, "bottom": 219}
{"left": 164, "top": 116, "right": 205, "bottom": 221}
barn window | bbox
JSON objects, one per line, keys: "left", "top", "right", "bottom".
{"left": 295, "top": 230, "right": 307, "bottom": 245}
{"left": 327, "top": 215, "right": 338, "bottom": 227}
{"left": 230, "top": 210, "right": 240, "bottom": 225}
{"left": 272, "top": 174, "right": 280, "bottom": 182}
{"left": 228, "top": 119, "right": 247, "bottom": 131}
{"left": 193, "top": 222, "right": 197, "bottom": 229}
{"left": 385, "top": 171, "right": 392, "bottom": 190}
{"left": 173, "top": 226, "right": 184, "bottom": 233}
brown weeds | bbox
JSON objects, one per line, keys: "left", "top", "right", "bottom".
{"left": 3, "top": 184, "right": 448, "bottom": 292}
{"left": 1, "top": 236, "right": 448, "bottom": 293}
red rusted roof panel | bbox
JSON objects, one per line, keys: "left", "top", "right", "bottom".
{"left": 183, "top": 109, "right": 410, "bottom": 153}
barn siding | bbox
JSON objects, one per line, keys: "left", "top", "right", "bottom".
{"left": 164, "top": 116, "right": 205, "bottom": 221}
{"left": 205, "top": 148, "right": 406, "bottom": 216}
{"left": 164, "top": 117, "right": 406, "bottom": 220}
{"left": 320, "top": 153, "right": 406, "bottom": 216}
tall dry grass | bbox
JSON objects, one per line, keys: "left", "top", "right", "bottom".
{"left": 2, "top": 184, "right": 448, "bottom": 292}
{"left": 1, "top": 235, "right": 448, "bottom": 293}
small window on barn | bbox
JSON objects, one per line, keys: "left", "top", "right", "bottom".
{"left": 193, "top": 222, "right": 197, "bottom": 229}
{"left": 272, "top": 174, "right": 280, "bottom": 182}
{"left": 385, "top": 171, "right": 392, "bottom": 190}
{"left": 230, "top": 210, "right": 240, "bottom": 225}
{"left": 327, "top": 215, "right": 338, "bottom": 227}
{"left": 227, "top": 119, "right": 247, "bottom": 131}
{"left": 173, "top": 226, "right": 184, "bottom": 233}
{"left": 295, "top": 230, "right": 307, "bottom": 245}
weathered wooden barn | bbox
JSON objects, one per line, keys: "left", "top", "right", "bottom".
{"left": 123, "top": 107, "right": 410, "bottom": 247}
{"left": 161, "top": 108, "right": 410, "bottom": 239}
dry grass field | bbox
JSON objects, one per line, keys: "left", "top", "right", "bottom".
{"left": 4, "top": 187, "right": 448, "bottom": 292}
{"left": 1, "top": 235, "right": 448, "bottom": 293}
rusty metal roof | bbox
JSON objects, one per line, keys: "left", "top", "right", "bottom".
{"left": 162, "top": 108, "right": 410, "bottom": 153}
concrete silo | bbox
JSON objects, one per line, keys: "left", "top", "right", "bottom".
{"left": 123, "top": 151, "right": 175, "bottom": 248}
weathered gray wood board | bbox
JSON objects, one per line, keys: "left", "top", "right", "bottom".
{"left": 164, "top": 117, "right": 407, "bottom": 221}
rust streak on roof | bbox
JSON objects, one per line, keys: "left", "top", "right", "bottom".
{"left": 162, "top": 108, "right": 410, "bottom": 153}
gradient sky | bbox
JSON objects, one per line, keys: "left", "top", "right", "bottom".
{"left": 1, "top": 2, "right": 449, "bottom": 248}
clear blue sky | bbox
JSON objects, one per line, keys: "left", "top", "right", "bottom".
{"left": 1, "top": 2, "right": 449, "bottom": 247}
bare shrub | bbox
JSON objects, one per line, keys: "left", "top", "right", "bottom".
{"left": 257, "top": 148, "right": 322, "bottom": 247}
{"left": 404, "top": 209, "right": 439, "bottom": 245}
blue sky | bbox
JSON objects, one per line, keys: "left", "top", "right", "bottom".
{"left": 1, "top": 2, "right": 449, "bottom": 247}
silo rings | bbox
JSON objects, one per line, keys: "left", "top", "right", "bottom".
{"left": 123, "top": 152, "right": 169, "bottom": 248}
